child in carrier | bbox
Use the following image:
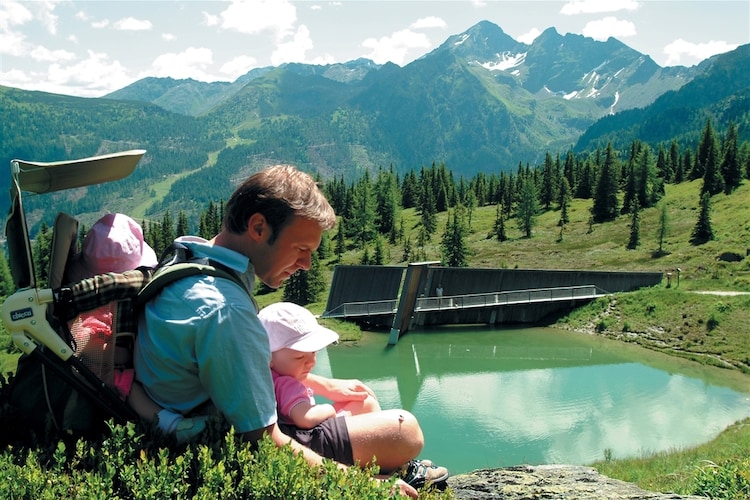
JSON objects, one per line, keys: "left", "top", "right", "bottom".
{"left": 67, "top": 213, "right": 207, "bottom": 443}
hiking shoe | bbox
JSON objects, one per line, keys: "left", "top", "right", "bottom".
{"left": 174, "top": 415, "right": 208, "bottom": 444}
{"left": 397, "top": 459, "right": 449, "bottom": 489}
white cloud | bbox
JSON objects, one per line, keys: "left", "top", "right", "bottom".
{"left": 202, "top": 11, "right": 219, "bottom": 26}
{"left": 91, "top": 19, "right": 109, "bottom": 29}
{"left": 150, "top": 47, "right": 214, "bottom": 80}
{"left": 46, "top": 50, "right": 132, "bottom": 97}
{"left": 582, "top": 16, "right": 636, "bottom": 41}
{"left": 362, "top": 28, "right": 432, "bottom": 66}
{"left": 561, "top": 0, "right": 639, "bottom": 15}
{"left": 217, "top": 0, "right": 297, "bottom": 39}
{"left": 0, "top": 31, "right": 27, "bottom": 56}
{"left": 411, "top": 16, "right": 446, "bottom": 29}
{"left": 517, "top": 28, "right": 542, "bottom": 45}
{"left": 271, "top": 24, "right": 313, "bottom": 65}
{"left": 30, "top": 45, "right": 76, "bottom": 62}
{"left": 220, "top": 55, "right": 258, "bottom": 79}
{"left": 0, "top": 1, "right": 32, "bottom": 31}
{"left": 0, "top": 68, "right": 31, "bottom": 86}
{"left": 113, "top": 17, "right": 152, "bottom": 31}
{"left": 663, "top": 38, "right": 739, "bottom": 66}
{"left": 162, "top": 33, "right": 176, "bottom": 41}
{"left": 32, "top": 0, "right": 60, "bottom": 35}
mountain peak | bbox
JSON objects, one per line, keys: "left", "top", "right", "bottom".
{"left": 435, "top": 20, "right": 526, "bottom": 61}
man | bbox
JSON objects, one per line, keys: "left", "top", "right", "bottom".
{"left": 134, "top": 165, "right": 446, "bottom": 497}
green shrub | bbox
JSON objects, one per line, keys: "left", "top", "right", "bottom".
{"left": 0, "top": 420, "right": 449, "bottom": 499}
{"left": 691, "top": 458, "right": 750, "bottom": 499}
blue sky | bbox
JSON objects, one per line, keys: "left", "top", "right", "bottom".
{"left": 1, "top": 0, "right": 748, "bottom": 98}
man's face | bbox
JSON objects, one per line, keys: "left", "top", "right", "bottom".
{"left": 253, "top": 215, "right": 323, "bottom": 289}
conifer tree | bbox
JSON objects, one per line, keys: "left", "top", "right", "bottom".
{"left": 418, "top": 168, "right": 437, "bottom": 239}
{"left": 700, "top": 129, "right": 724, "bottom": 196}
{"left": 158, "top": 210, "right": 176, "bottom": 256}
{"left": 558, "top": 177, "right": 571, "bottom": 226}
{"left": 441, "top": 205, "right": 469, "bottom": 267}
{"left": 575, "top": 158, "right": 594, "bottom": 199}
{"left": 682, "top": 149, "right": 693, "bottom": 182}
{"left": 636, "top": 145, "right": 662, "bottom": 209}
{"left": 350, "top": 170, "right": 376, "bottom": 247}
{"left": 335, "top": 218, "right": 346, "bottom": 262}
{"left": 282, "top": 251, "right": 325, "bottom": 306}
{"left": 591, "top": 143, "right": 620, "bottom": 223}
{"left": 402, "top": 236, "right": 413, "bottom": 263}
{"left": 670, "top": 140, "right": 683, "bottom": 183}
{"left": 400, "top": 170, "right": 419, "bottom": 209}
{"left": 372, "top": 236, "right": 385, "bottom": 265}
{"left": 621, "top": 143, "right": 638, "bottom": 215}
{"left": 360, "top": 246, "right": 370, "bottom": 265}
{"left": 540, "top": 152, "right": 557, "bottom": 211}
{"left": 493, "top": 203, "right": 507, "bottom": 242}
{"left": 374, "top": 167, "right": 398, "bottom": 236}
{"left": 176, "top": 210, "right": 190, "bottom": 238}
{"left": 720, "top": 121, "right": 741, "bottom": 194}
{"left": 627, "top": 198, "right": 640, "bottom": 250}
{"left": 655, "top": 203, "right": 669, "bottom": 257}
{"left": 516, "top": 176, "right": 538, "bottom": 238}
{"left": 656, "top": 144, "right": 671, "bottom": 183}
{"left": 33, "top": 222, "right": 52, "bottom": 288}
{"left": 690, "top": 192, "right": 715, "bottom": 245}
{"left": 563, "top": 150, "right": 576, "bottom": 193}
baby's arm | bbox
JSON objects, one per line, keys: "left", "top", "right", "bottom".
{"left": 288, "top": 401, "right": 337, "bottom": 429}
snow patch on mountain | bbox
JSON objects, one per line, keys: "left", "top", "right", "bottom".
{"left": 478, "top": 52, "right": 526, "bottom": 71}
{"left": 454, "top": 33, "right": 470, "bottom": 46}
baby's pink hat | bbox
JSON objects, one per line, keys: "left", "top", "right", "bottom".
{"left": 67, "top": 213, "right": 158, "bottom": 281}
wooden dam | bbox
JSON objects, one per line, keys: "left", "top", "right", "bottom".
{"left": 321, "top": 262, "right": 664, "bottom": 345}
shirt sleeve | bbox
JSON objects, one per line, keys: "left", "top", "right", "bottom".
{"left": 272, "top": 371, "right": 313, "bottom": 423}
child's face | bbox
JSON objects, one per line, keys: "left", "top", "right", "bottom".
{"left": 271, "top": 348, "right": 317, "bottom": 380}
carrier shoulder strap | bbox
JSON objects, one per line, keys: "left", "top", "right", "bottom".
{"left": 136, "top": 261, "right": 252, "bottom": 306}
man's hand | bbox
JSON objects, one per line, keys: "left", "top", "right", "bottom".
{"left": 306, "top": 373, "right": 377, "bottom": 402}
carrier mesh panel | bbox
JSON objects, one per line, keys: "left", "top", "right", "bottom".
{"left": 68, "top": 302, "right": 119, "bottom": 393}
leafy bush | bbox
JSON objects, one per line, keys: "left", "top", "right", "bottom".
{"left": 0, "top": 419, "right": 450, "bottom": 499}
{"left": 691, "top": 458, "right": 750, "bottom": 499}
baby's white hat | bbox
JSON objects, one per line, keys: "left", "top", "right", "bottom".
{"left": 259, "top": 302, "right": 339, "bottom": 353}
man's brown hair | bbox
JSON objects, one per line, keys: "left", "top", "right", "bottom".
{"left": 224, "top": 165, "right": 336, "bottom": 241}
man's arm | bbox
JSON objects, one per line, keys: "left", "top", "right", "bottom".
{"left": 305, "top": 373, "right": 377, "bottom": 403}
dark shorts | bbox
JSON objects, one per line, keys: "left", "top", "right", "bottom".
{"left": 278, "top": 415, "right": 354, "bottom": 465}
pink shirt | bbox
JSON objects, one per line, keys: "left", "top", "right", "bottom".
{"left": 272, "top": 369, "right": 315, "bottom": 425}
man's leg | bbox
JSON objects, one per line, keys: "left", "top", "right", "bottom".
{"left": 345, "top": 409, "right": 424, "bottom": 472}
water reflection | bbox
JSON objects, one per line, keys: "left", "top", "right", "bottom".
{"left": 314, "top": 326, "right": 750, "bottom": 474}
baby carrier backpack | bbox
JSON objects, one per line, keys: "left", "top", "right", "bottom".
{"left": 0, "top": 150, "right": 247, "bottom": 436}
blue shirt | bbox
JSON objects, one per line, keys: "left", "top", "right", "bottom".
{"left": 134, "top": 236, "right": 277, "bottom": 434}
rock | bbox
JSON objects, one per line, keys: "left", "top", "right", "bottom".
{"left": 446, "top": 465, "right": 707, "bottom": 499}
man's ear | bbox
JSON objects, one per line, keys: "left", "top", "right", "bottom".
{"left": 247, "top": 213, "right": 268, "bottom": 242}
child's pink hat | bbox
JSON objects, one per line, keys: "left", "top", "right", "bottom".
{"left": 259, "top": 302, "right": 339, "bottom": 353}
{"left": 68, "top": 213, "right": 158, "bottom": 281}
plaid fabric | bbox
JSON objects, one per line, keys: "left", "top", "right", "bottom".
{"left": 62, "top": 269, "right": 153, "bottom": 333}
